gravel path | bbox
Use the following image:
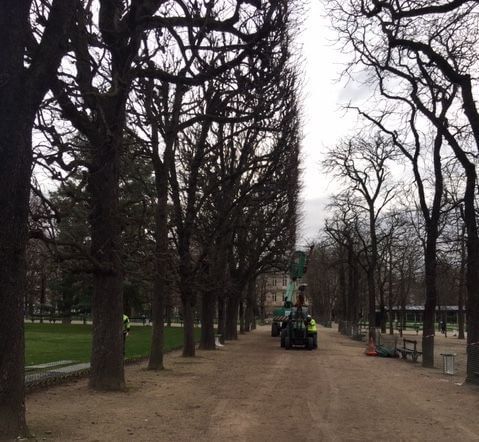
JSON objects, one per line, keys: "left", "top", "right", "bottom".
{"left": 26, "top": 325, "right": 479, "bottom": 441}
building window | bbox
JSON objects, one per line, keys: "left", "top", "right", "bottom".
{"left": 282, "top": 275, "right": 287, "bottom": 286}
{"left": 273, "top": 293, "right": 277, "bottom": 302}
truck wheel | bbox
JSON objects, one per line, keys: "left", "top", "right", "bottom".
{"left": 285, "top": 337, "right": 291, "bottom": 349}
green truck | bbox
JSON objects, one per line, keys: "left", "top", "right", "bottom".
{"left": 271, "top": 248, "right": 312, "bottom": 338}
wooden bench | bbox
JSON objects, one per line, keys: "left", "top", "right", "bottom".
{"left": 396, "top": 339, "right": 422, "bottom": 362}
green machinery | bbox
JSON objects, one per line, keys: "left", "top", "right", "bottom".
{"left": 281, "top": 305, "right": 314, "bottom": 350}
{"left": 271, "top": 248, "right": 313, "bottom": 349}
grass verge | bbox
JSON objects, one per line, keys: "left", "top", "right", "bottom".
{"left": 25, "top": 323, "right": 200, "bottom": 366}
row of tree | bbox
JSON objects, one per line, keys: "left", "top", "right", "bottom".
{"left": 308, "top": 0, "right": 479, "bottom": 382}
{"left": 0, "top": 1, "right": 301, "bottom": 438}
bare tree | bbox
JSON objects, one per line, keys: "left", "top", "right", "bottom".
{"left": 0, "top": 1, "right": 74, "bottom": 436}
{"left": 326, "top": 0, "right": 479, "bottom": 377}
{"left": 324, "top": 133, "right": 396, "bottom": 341}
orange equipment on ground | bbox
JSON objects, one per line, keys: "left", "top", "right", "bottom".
{"left": 366, "top": 336, "right": 378, "bottom": 356}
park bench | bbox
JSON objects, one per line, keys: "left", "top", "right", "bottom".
{"left": 396, "top": 339, "right": 422, "bottom": 362}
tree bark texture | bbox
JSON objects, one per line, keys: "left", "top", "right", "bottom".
{"left": 422, "top": 238, "right": 438, "bottom": 368}
{"left": 88, "top": 131, "right": 125, "bottom": 390}
{"left": 239, "top": 299, "right": 245, "bottom": 334}
{"left": 148, "top": 200, "right": 168, "bottom": 369}
{"left": 217, "top": 294, "right": 226, "bottom": 343}
{"left": 0, "top": 0, "right": 73, "bottom": 435}
{"left": 182, "top": 292, "right": 196, "bottom": 357}
{"left": 0, "top": 118, "right": 31, "bottom": 440}
{"left": 148, "top": 117, "right": 173, "bottom": 369}
{"left": 200, "top": 287, "right": 216, "bottom": 350}
{"left": 458, "top": 226, "right": 466, "bottom": 340}
{"left": 463, "top": 171, "right": 479, "bottom": 384}
{"left": 225, "top": 292, "right": 240, "bottom": 340}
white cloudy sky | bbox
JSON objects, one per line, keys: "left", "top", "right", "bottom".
{"left": 297, "top": 1, "right": 363, "bottom": 242}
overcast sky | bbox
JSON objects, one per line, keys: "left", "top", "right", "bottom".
{"left": 297, "top": 1, "right": 362, "bottom": 243}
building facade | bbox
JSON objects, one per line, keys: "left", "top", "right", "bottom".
{"left": 258, "top": 271, "right": 308, "bottom": 317}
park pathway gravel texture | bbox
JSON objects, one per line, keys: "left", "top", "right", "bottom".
{"left": 26, "top": 325, "right": 479, "bottom": 441}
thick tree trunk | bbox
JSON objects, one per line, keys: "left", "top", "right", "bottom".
{"left": 239, "top": 299, "right": 245, "bottom": 334}
{"left": 0, "top": 6, "right": 33, "bottom": 433}
{"left": 217, "top": 294, "right": 226, "bottom": 342}
{"left": 88, "top": 139, "right": 125, "bottom": 390}
{"left": 0, "top": 121, "right": 31, "bottom": 439}
{"left": 200, "top": 288, "right": 216, "bottom": 350}
{"left": 0, "top": 2, "right": 73, "bottom": 430}
{"left": 201, "top": 239, "right": 228, "bottom": 349}
{"left": 182, "top": 293, "right": 196, "bottom": 357}
{"left": 148, "top": 239, "right": 166, "bottom": 369}
{"left": 463, "top": 173, "right": 479, "bottom": 384}
{"left": 225, "top": 293, "right": 239, "bottom": 340}
{"left": 422, "top": 229, "right": 439, "bottom": 368}
{"left": 148, "top": 141, "right": 171, "bottom": 369}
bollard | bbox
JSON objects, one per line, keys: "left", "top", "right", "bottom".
{"left": 441, "top": 353, "right": 456, "bottom": 375}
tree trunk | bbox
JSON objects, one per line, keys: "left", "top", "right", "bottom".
{"left": 0, "top": 120, "right": 31, "bottom": 439}
{"left": 239, "top": 299, "right": 245, "bottom": 334}
{"left": 367, "top": 269, "right": 376, "bottom": 341}
{"left": 0, "top": 7, "right": 34, "bottom": 432}
{"left": 463, "top": 172, "right": 479, "bottom": 384}
{"left": 368, "top": 207, "right": 378, "bottom": 342}
{"left": 351, "top": 256, "right": 360, "bottom": 324}
{"left": 182, "top": 293, "right": 196, "bottom": 357}
{"left": 0, "top": 1, "right": 73, "bottom": 431}
{"left": 225, "top": 292, "right": 239, "bottom": 340}
{"left": 458, "top": 224, "right": 466, "bottom": 340}
{"left": 200, "top": 287, "right": 216, "bottom": 350}
{"left": 217, "top": 293, "right": 226, "bottom": 343}
{"left": 88, "top": 138, "right": 125, "bottom": 390}
{"left": 379, "top": 281, "right": 386, "bottom": 334}
{"left": 245, "top": 278, "right": 256, "bottom": 332}
{"left": 148, "top": 134, "right": 171, "bottom": 370}
{"left": 339, "top": 260, "right": 347, "bottom": 322}
{"left": 148, "top": 235, "right": 166, "bottom": 369}
{"left": 388, "top": 244, "right": 394, "bottom": 335}
{"left": 202, "top": 238, "right": 228, "bottom": 349}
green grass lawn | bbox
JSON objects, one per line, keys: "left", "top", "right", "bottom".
{"left": 25, "top": 324, "right": 200, "bottom": 366}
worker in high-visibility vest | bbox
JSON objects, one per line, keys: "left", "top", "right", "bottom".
{"left": 123, "top": 314, "right": 131, "bottom": 356}
{"left": 305, "top": 314, "right": 318, "bottom": 349}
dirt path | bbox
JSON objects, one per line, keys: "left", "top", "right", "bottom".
{"left": 27, "top": 326, "right": 479, "bottom": 441}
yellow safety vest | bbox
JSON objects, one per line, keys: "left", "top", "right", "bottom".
{"left": 308, "top": 319, "right": 317, "bottom": 333}
{"left": 123, "top": 314, "right": 130, "bottom": 332}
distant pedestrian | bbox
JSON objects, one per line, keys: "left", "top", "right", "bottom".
{"left": 305, "top": 314, "right": 318, "bottom": 349}
{"left": 439, "top": 320, "right": 447, "bottom": 337}
{"left": 123, "top": 314, "right": 131, "bottom": 356}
